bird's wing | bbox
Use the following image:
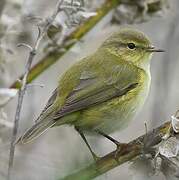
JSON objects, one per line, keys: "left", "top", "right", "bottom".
{"left": 20, "top": 56, "right": 141, "bottom": 144}
{"left": 53, "top": 62, "right": 140, "bottom": 119}
{"left": 35, "top": 88, "right": 58, "bottom": 123}
{"left": 53, "top": 79, "right": 138, "bottom": 119}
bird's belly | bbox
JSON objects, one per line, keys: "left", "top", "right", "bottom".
{"left": 74, "top": 81, "right": 150, "bottom": 134}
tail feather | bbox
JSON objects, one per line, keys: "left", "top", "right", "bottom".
{"left": 20, "top": 119, "right": 56, "bottom": 144}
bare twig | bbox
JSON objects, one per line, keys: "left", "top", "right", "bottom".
{"left": 60, "top": 121, "right": 174, "bottom": 180}
{"left": 7, "top": 1, "right": 64, "bottom": 179}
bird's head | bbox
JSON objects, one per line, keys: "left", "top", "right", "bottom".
{"left": 100, "top": 28, "right": 164, "bottom": 68}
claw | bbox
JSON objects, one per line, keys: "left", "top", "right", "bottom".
{"left": 114, "top": 143, "right": 128, "bottom": 162}
{"left": 92, "top": 153, "right": 101, "bottom": 162}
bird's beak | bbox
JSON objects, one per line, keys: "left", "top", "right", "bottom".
{"left": 146, "top": 46, "right": 165, "bottom": 52}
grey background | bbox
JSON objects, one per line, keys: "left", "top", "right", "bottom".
{"left": 1, "top": 0, "right": 179, "bottom": 179}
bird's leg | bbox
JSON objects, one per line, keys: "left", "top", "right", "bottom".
{"left": 96, "top": 130, "right": 127, "bottom": 160}
{"left": 75, "top": 127, "right": 100, "bottom": 162}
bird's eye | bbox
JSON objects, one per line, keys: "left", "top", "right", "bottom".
{"left": 127, "top": 43, "right": 136, "bottom": 50}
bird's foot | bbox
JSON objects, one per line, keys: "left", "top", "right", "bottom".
{"left": 95, "top": 130, "right": 128, "bottom": 162}
{"left": 91, "top": 152, "right": 101, "bottom": 162}
{"left": 114, "top": 142, "right": 128, "bottom": 162}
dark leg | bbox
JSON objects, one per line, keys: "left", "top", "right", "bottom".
{"left": 96, "top": 130, "right": 121, "bottom": 146}
{"left": 75, "top": 127, "right": 99, "bottom": 161}
{"left": 96, "top": 130, "right": 127, "bottom": 160}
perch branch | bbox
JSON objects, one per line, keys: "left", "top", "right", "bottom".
{"left": 7, "top": 1, "right": 63, "bottom": 180}
{"left": 59, "top": 121, "right": 174, "bottom": 180}
{"left": 10, "top": 0, "right": 163, "bottom": 89}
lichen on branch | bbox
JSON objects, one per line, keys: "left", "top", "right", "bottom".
{"left": 59, "top": 121, "right": 176, "bottom": 180}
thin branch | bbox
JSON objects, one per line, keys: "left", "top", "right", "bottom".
{"left": 7, "top": 1, "right": 64, "bottom": 180}
{"left": 59, "top": 121, "right": 173, "bottom": 180}
{"left": 7, "top": 51, "right": 35, "bottom": 180}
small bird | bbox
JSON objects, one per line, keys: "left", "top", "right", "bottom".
{"left": 20, "top": 28, "right": 164, "bottom": 159}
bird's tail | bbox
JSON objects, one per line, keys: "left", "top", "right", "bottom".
{"left": 18, "top": 119, "right": 57, "bottom": 144}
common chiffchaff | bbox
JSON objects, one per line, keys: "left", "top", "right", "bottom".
{"left": 20, "top": 28, "right": 164, "bottom": 159}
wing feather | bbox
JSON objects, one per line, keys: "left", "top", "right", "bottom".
{"left": 53, "top": 82, "right": 138, "bottom": 119}
{"left": 20, "top": 55, "right": 141, "bottom": 143}
{"left": 35, "top": 88, "right": 58, "bottom": 123}
{"left": 52, "top": 63, "right": 140, "bottom": 119}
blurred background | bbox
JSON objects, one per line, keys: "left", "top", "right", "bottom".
{"left": 0, "top": 0, "right": 179, "bottom": 179}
